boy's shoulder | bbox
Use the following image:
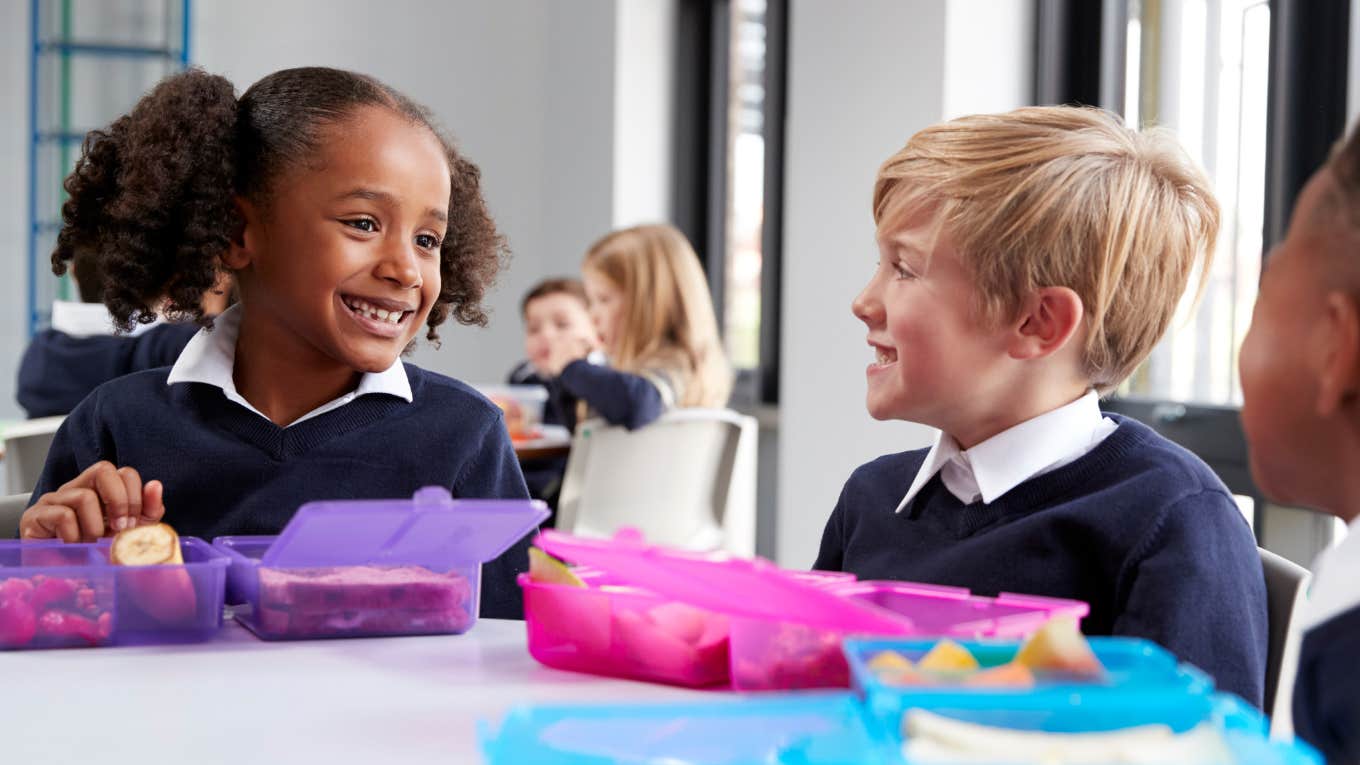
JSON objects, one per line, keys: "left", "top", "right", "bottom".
{"left": 1094, "top": 414, "right": 1231, "bottom": 497}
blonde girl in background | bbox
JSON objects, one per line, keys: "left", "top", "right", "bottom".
{"left": 540, "top": 223, "right": 732, "bottom": 430}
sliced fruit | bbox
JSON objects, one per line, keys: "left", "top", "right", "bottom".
{"left": 1013, "top": 616, "right": 1104, "bottom": 677}
{"left": 110, "top": 523, "right": 183, "bottom": 565}
{"left": 917, "top": 639, "right": 980, "bottom": 673}
{"left": 961, "top": 661, "right": 1036, "bottom": 687}
{"left": 528, "top": 547, "right": 585, "bottom": 587}
{"left": 867, "top": 650, "right": 916, "bottom": 674}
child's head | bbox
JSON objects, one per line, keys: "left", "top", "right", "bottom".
{"left": 53, "top": 66, "right": 505, "bottom": 373}
{"left": 1240, "top": 123, "right": 1360, "bottom": 520}
{"left": 581, "top": 223, "right": 732, "bottom": 407}
{"left": 520, "top": 278, "right": 596, "bottom": 375}
{"left": 856, "top": 106, "right": 1218, "bottom": 441}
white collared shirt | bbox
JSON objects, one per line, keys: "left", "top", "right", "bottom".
{"left": 1300, "top": 516, "right": 1360, "bottom": 631}
{"left": 50, "top": 300, "right": 160, "bottom": 338}
{"left": 896, "top": 390, "right": 1118, "bottom": 512}
{"left": 165, "top": 304, "right": 412, "bottom": 428}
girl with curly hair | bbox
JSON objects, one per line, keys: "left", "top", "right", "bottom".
{"left": 19, "top": 66, "right": 534, "bottom": 618}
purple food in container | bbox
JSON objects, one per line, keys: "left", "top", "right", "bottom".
{"left": 214, "top": 487, "right": 547, "bottom": 641}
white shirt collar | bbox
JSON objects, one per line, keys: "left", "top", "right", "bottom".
{"left": 165, "top": 304, "right": 412, "bottom": 428}
{"left": 896, "top": 390, "right": 1117, "bottom": 512}
{"left": 1301, "top": 515, "right": 1360, "bottom": 630}
{"left": 50, "top": 300, "right": 160, "bottom": 338}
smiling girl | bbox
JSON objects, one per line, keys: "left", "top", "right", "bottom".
{"left": 19, "top": 67, "right": 533, "bottom": 618}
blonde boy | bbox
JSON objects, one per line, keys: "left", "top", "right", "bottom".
{"left": 1239, "top": 123, "right": 1360, "bottom": 762}
{"left": 814, "top": 107, "right": 1267, "bottom": 705}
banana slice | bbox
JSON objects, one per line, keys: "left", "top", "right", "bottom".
{"left": 110, "top": 523, "right": 183, "bottom": 566}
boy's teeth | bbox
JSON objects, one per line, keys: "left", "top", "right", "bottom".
{"left": 376, "top": 308, "right": 390, "bottom": 320}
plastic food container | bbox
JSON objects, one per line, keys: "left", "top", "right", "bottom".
{"left": 0, "top": 537, "right": 228, "bottom": 649}
{"left": 477, "top": 384, "right": 550, "bottom": 441}
{"left": 521, "top": 561, "right": 854, "bottom": 688}
{"left": 213, "top": 487, "right": 547, "bottom": 640}
{"left": 844, "top": 636, "right": 1214, "bottom": 736}
{"left": 532, "top": 530, "right": 1088, "bottom": 691}
{"left": 482, "top": 693, "right": 898, "bottom": 765}
{"left": 480, "top": 692, "right": 1321, "bottom": 765}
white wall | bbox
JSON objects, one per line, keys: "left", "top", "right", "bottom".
{"left": 776, "top": 0, "right": 1034, "bottom": 567}
{"left": 613, "top": 0, "right": 677, "bottom": 227}
{"left": 0, "top": 1, "right": 28, "bottom": 421}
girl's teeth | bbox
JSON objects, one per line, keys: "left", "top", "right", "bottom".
{"left": 376, "top": 309, "right": 390, "bottom": 320}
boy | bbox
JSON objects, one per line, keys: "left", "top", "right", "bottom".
{"left": 814, "top": 107, "right": 1267, "bottom": 705}
{"left": 1239, "top": 122, "right": 1360, "bottom": 763}
{"left": 507, "top": 278, "right": 599, "bottom": 504}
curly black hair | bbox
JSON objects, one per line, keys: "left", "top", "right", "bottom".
{"left": 53, "top": 66, "right": 508, "bottom": 342}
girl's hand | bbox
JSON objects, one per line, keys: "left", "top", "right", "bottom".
{"left": 542, "top": 335, "right": 598, "bottom": 377}
{"left": 18, "top": 462, "right": 166, "bottom": 542}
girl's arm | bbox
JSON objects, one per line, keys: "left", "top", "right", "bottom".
{"left": 555, "top": 359, "right": 671, "bottom": 430}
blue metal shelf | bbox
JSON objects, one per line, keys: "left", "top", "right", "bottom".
{"left": 36, "top": 41, "right": 182, "bottom": 58}
{"left": 27, "top": 0, "right": 192, "bottom": 336}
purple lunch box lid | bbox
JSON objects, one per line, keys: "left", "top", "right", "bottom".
{"left": 261, "top": 487, "right": 548, "bottom": 569}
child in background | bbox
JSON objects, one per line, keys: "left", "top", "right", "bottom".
{"left": 507, "top": 277, "right": 598, "bottom": 506}
{"left": 18, "top": 66, "right": 533, "bottom": 619}
{"left": 507, "top": 277, "right": 599, "bottom": 427}
{"left": 1238, "top": 121, "right": 1360, "bottom": 763}
{"left": 814, "top": 107, "right": 1267, "bottom": 705}
{"left": 552, "top": 223, "right": 732, "bottom": 429}
{"left": 15, "top": 255, "right": 231, "bottom": 418}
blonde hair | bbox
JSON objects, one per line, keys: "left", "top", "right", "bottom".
{"left": 583, "top": 223, "right": 733, "bottom": 407}
{"left": 874, "top": 106, "right": 1220, "bottom": 391}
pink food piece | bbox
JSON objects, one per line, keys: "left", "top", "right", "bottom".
{"left": 259, "top": 565, "right": 472, "bottom": 613}
{"left": 30, "top": 577, "right": 77, "bottom": 612}
{"left": 35, "top": 610, "right": 104, "bottom": 646}
{"left": 647, "top": 602, "right": 710, "bottom": 645}
{"left": 0, "top": 597, "right": 37, "bottom": 647}
{"left": 0, "top": 577, "right": 34, "bottom": 604}
{"left": 121, "top": 568, "right": 198, "bottom": 626}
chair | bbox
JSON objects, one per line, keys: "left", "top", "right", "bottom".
{"left": 0, "top": 493, "right": 31, "bottom": 539}
{"left": 1260, "top": 546, "right": 1311, "bottom": 720}
{"left": 555, "top": 409, "right": 758, "bottom": 555}
{"left": 2, "top": 416, "right": 64, "bottom": 495}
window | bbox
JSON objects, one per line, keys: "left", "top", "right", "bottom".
{"left": 1118, "top": 0, "right": 1271, "bottom": 406}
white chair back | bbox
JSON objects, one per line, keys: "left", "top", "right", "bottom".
{"left": 3, "top": 417, "right": 64, "bottom": 495}
{"left": 556, "top": 409, "right": 757, "bottom": 555}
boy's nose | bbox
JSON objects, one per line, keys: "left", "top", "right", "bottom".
{"left": 852, "top": 280, "right": 882, "bottom": 326}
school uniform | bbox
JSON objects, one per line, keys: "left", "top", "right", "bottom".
{"left": 814, "top": 391, "right": 1268, "bottom": 706}
{"left": 1291, "top": 516, "right": 1360, "bottom": 764}
{"left": 554, "top": 355, "right": 679, "bottom": 431}
{"left": 16, "top": 300, "right": 198, "bottom": 418}
{"left": 29, "top": 305, "right": 534, "bottom": 619}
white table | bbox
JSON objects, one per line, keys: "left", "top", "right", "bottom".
{"left": 1, "top": 619, "right": 716, "bottom": 765}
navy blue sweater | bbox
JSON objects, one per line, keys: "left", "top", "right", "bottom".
{"left": 555, "top": 359, "right": 666, "bottom": 431}
{"left": 29, "top": 364, "right": 534, "bottom": 619}
{"left": 16, "top": 323, "right": 199, "bottom": 418}
{"left": 1293, "top": 604, "right": 1360, "bottom": 764}
{"left": 814, "top": 415, "right": 1267, "bottom": 706}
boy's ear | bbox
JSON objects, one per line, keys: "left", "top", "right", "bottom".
{"left": 1009, "top": 286, "right": 1085, "bottom": 360}
{"left": 221, "top": 196, "right": 257, "bottom": 270}
{"left": 1313, "top": 291, "right": 1360, "bottom": 416}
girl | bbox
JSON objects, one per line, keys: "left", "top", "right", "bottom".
{"left": 541, "top": 224, "right": 732, "bottom": 431}
{"left": 19, "top": 67, "right": 532, "bottom": 618}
